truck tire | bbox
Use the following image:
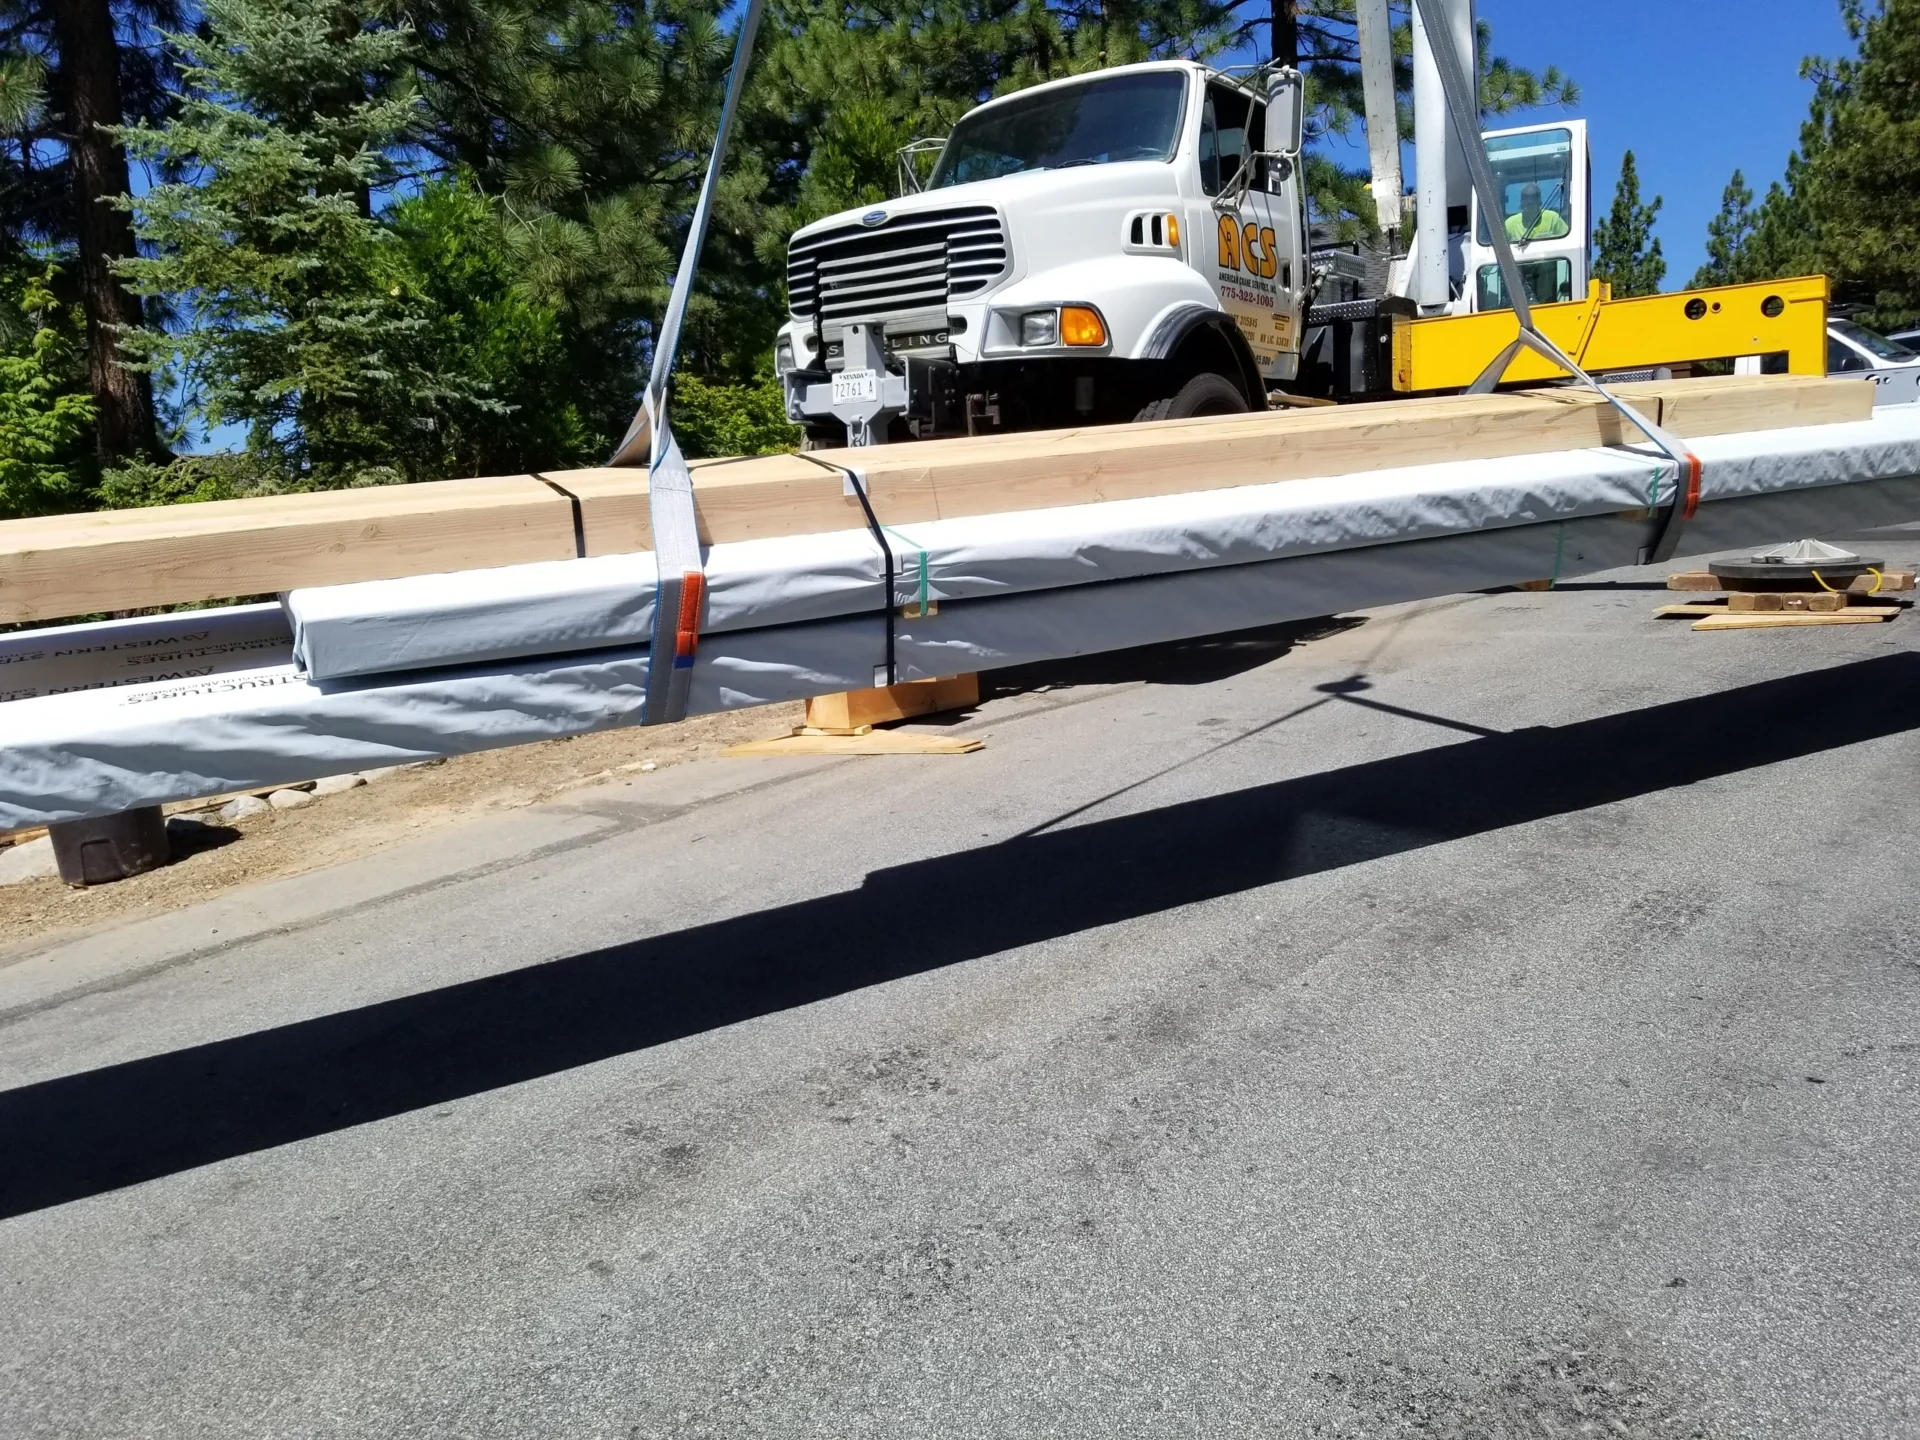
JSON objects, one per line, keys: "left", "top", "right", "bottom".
{"left": 1134, "top": 372, "right": 1249, "bottom": 423}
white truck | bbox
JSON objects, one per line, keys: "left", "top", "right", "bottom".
{"left": 773, "top": 52, "right": 1598, "bottom": 446}
{"left": 776, "top": 59, "right": 1312, "bottom": 444}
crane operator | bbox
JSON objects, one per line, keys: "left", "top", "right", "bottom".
{"left": 1505, "top": 182, "right": 1567, "bottom": 242}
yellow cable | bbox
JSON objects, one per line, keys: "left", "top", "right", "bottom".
{"left": 1811, "top": 567, "right": 1882, "bottom": 596}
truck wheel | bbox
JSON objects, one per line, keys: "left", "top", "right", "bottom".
{"left": 1134, "top": 372, "right": 1249, "bottom": 422}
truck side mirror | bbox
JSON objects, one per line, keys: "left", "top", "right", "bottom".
{"left": 1266, "top": 66, "right": 1305, "bottom": 161}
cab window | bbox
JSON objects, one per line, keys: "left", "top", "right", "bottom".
{"left": 1476, "top": 258, "right": 1572, "bottom": 312}
{"left": 1477, "top": 129, "right": 1574, "bottom": 245}
{"left": 1199, "top": 83, "right": 1267, "bottom": 196}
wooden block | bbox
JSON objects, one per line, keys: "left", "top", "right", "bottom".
{"left": 0, "top": 476, "right": 578, "bottom": 624}
{"left": 1691, "top": 608, "right": 1899, "bottom": 630}
{"left": 805, "top": 673, "right": 980, "bottom": 731}
{"left": 724, "top": 729, "right": 983, "bottom": 756}
{"left": 1726, "top": 591, "right": 1849, "bottom": 612}
{"left": 1666, "top": 572, "right": 1726, "bottom": 592}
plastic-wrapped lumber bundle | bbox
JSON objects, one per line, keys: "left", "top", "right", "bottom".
{"left": 282, "top": 407, "right": 1920, "bottom": 683}
{"left": 5, "top": 406, "right": 1920, "bottom": 829}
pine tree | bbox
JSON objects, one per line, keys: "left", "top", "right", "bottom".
{"left": 110, "top": 0, "right": 504, "bottom": 489}
{"left": 0, "top": 257, "right": 94, "bottom": 517}
{"left": 1593, "top": 150, "right": 1665, "bottom": 297}
{"left": 1691, "top": 170, "right": 1754, "bottom": 289}
{"left": 1802, "top": 0, "right": 1920, "bottom": 327}
{"left": 0, "top": 1, "right": 181, "bottom": 463}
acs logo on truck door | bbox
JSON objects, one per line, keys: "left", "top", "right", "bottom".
{"left": 1218, "top": 215, "right": 1278, "bottom": 279}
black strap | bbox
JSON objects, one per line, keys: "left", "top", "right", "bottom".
{"left": 796, "top": 452, "right": 895, "bottom": 687}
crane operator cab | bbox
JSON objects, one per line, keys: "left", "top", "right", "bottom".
{"left": 1469, "top": 122, "right": 1588, "bottom": 313}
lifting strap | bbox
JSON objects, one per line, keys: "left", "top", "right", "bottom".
{"left": 608, "top": 0, "right": 768, "bottom": 723}
{"left": 1408, "top": 0, "right": 1701, "bottom": 565}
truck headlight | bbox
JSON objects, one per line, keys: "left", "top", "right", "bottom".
{"left": 1020, "top": 310, "right": 1058, "bottom": 347}
{"left": 775, "top": 337, "right": 795, "bottom": 373}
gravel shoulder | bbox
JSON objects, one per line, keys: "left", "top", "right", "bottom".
{"left": 0, "top": 702, "right": 803, "bottom": 954}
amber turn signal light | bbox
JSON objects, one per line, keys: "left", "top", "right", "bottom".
{"left": 1060, "top": 305, "right": 1107, "bottom": 347}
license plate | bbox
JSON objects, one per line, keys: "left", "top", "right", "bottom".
{"left": 832, "top": 368, "right": 879, "bottom": 404}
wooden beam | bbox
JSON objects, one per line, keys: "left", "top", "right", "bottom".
{"left": 564, "top": 375, "right": 1871, "bottom": 555}
{"left": 0, "top": 375, "right": 1874, "bottom": 623}
{"left": 0, "top": 476, "right": 578, "bottom": 623}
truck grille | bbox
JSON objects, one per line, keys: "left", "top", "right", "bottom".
{"left": 788, "top": 206, "right": 1008, "bottom": 323}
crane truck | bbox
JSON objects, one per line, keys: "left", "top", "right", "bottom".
{"left": 771, "top": 9, "right": 1829, "bottom": 449}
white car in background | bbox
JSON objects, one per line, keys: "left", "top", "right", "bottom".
{"left": 1826, "top": 318, "right": 1920, "bottom": 405}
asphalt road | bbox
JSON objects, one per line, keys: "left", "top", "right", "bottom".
{"left": 2, "top": 548, "right": 1918, "bottom": 1438}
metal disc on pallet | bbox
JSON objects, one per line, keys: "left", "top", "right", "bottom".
{"left": 1708, "top": 538, "right": 1885, "bottom": 583}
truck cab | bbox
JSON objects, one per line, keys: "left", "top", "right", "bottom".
{"left": 775, "top": 60, "right": 1307, "bottom": 445}
{"left": 1383, "top": 118, "right": 1591, "bottom": 316}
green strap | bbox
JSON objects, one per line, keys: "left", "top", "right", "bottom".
{"left": 881, "top": 525, "right": 930, "bottom": 614}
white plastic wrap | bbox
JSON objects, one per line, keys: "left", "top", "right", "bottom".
{"left": 285, "top": 406, "right": 1920, "bottom": 682}
{"left": 0, "top": 604, "right": 291, "bottom": 703}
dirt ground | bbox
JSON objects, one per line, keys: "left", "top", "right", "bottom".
{"left": 0, "top": 702, "right": 804, "bottom": 955}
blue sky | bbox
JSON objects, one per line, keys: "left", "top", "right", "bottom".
{"left": 1471, "top": 0, "right": 1851, "bottom": 286}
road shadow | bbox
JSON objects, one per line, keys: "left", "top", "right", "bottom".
{"left": 3, "top": 652, "right": 1918, "bottom": 1219}
{"left": 1531, "top": 581, "right": 1671, "bottom": 592}
{"left": 984, "top": 616, "right": 1366, "bottom": 697}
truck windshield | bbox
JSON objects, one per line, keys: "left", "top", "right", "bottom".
{"left": 1476, "top": 128, "right": 1574, "bottom": 246}
{"left": 929, "top": 71, "right": 1188, "bottom": 189}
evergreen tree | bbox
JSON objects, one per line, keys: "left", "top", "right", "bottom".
{"left": 0, "top": 257, "right": 94, "bottom": 517}
{"left": 110, "top": 0, "right": 504, "bottom": 489}
{"left": 0, "top": 0, "right": 180, "bottom": 463}
{"left": 1691, "top": 169, "right": 1754, "bottom": 289}
{"left": 1801, "top": 0, "right": 1920, "bottom": 327}
{"left": 1593, "top": 149, "right": 1665, "bottom": 297}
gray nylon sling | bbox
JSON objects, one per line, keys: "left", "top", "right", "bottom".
{"left": 611, "top": 0, "right": 767, "bottom": 724}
